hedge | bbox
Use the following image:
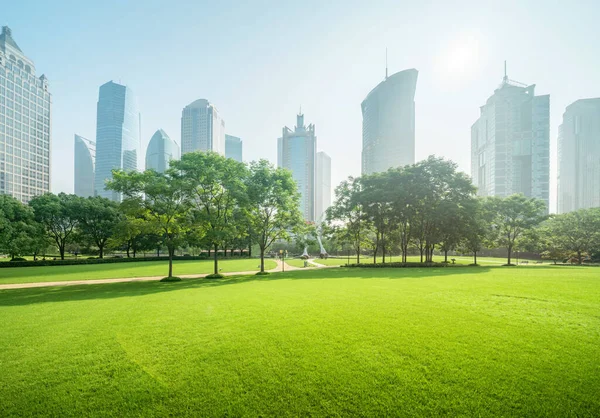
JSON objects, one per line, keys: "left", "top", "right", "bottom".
{"left": 0, "top": 255, "right": 213, "bottom": 269}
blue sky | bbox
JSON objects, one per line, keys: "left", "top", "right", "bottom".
{"left": 3, "top": 0, "right": 600, "bottom": 210}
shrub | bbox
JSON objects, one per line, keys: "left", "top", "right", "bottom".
{"left": 255, "top": 271, "right": 270, "bottom": 276}
{"left": 9, "top": 257, "right": 27, "bottom": 262}
{"left": 160, "top": 276, "right": 182, "bottom": 282}
{"left": 205, "top": 273, "right": 224, "bottom": 279}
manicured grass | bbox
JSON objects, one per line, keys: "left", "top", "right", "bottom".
{"left": 346, "top": 255, "right": 541, "bottom": 266}
{"left": 0, "top": 266, "right": 598, "bottom": 416}
{"left": 285, "top": 258, "right": 315, "bottom": 268}
{"left": 0, "top": 259, "right": 276, "bottom": 285}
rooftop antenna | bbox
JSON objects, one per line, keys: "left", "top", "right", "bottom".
{"left": 503, "top": 60, "right": 508, "bottom": 84}
{"left": 385, "top": 48, "right": 388, "bottom": 79}
{"left": 299, "top": 105, "right": 302, "bottom": 115}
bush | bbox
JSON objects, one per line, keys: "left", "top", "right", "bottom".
{"left": 0, "top": 255, "right": 209, "bottom": 269}
{"left": 205, "top": 273, "right": 224, "bottom": 279}
{"left": 160, "top": 276, "right": 182, "bottom": 282}
{"left": 9, "top": 257, "right": 27, "bottom": 262}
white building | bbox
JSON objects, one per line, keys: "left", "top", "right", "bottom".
{"left": 361, "top": 69, "right": 418, "bottom": 175}
{"left": 181, "top": 99, "right": 225, "bottom": 155}
{"left": 471, "top": 70, "right": 550, "bottom": 211}
{"left": 277, "top": 112, "right": 316, "bottom": 221}
{"left": 74, "top": 134, "right": 95, "bottom": 197}
{"left": 225, "top": 134, "right": 242, "bottom": 162}
{"left": 0, "top": 26, "right": 51, "bottom": 203}
{"left": 315, "top": 151, "right": 331, "bottom": 223}
{"left": 145, "top": 129, "right": 179, "bottom": 173}
{"left": 557, "top": 98, "right": 600, "bottom": 213}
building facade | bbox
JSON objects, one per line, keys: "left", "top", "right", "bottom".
{"left": 181, "top": 99, "right": 225, "bottom": 155}
{"left": 277, "top": 112, "right": 316, "bottom": 221}
{"left": 471, "top": 74, "right": 550, "bottom": 211}
{"left": 145, "top": 129, "right": 179, "bottom": 173}
{"left": 225, "top": 134, "right": 242, "bottom": 162}
{"left": 94, "top": 81, "right": 141, "bottom": 201}
{"left": 0, "top": 26, "right": 51, "bottom": 203}
{"left": 315, "top": 151, "right": 331, "bottom": 223}
{"left": 557, "top": 98, "right": 600, "bottom": 213}
{"left": 361, "top": 69, "right": 418, "bottom": 175}
{"left": 74, "top": 134, "right": 95, "bottom": 197}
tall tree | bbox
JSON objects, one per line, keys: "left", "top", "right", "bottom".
{"left": 107, "top": 169, "right": 190, "bottom": 278}
{"left": 541, "top": 208, "right": 600, "bottom": 264}
{"left": 171, "top": 152, "right": 247, "bottom": 276}
{"left": 246, "top": 160, "right": 303, "bottom": 273}
{"left": 485, "top": 194, "right": 547, "bottom": 265}
{"left": 29, "top": 193, "right": 80, "bottom": 260}
{"left": 75, "top": 196, "right": 122, "bottom": 258}
{"left": 0, "top": 195, "right": 39, "bottom": 259}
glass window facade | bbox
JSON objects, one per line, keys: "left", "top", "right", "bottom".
{"left": 225, "top": 134, "right": 243, "bottom": 162}
{"left": 74, "top": 134, "right": 95, "bottom": 197}
{"left": 181, "top": 99, "right": 225, "bottom": 156}
{"left": 145, "top": 129, "right": 180, "bottom": 173}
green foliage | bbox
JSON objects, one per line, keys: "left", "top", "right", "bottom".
{"left": 0, "top": 194, "right": 39, "bottom": 258}
{"left": 74, "top": 196, "right": 122, "bottom": 258}
{"left": 205, "top": 273, "right": 225, "bottom": 279}
{"left": 0, "top": 255, "right": 209, "bottom": 269}
{"left": 160, "top": 276, "right": 182, "bottom": 282}
{"left": 9, "top": 257, "right": 27, "bottom": 262}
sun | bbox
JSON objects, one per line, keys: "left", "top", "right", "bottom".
{"left": 435, "top": 31, "right": 484, "bottom": 85}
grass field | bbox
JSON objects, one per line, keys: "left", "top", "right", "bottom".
{"left": 0, "top": 266, "right": 598, "bottom": 416}
{"left": 0, "top": 259, "right": 277, "bottom": 285}
{"left": 330, "top": 255, "right": 542, "bottom": 266}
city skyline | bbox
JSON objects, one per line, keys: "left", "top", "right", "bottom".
{"left": 73, "top": 134, "right": 95, "bottom": 197}
{"left": 145, "top": 129, "right": 179, "bottom": 173}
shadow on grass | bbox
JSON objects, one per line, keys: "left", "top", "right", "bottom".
{"left": 0, "top": 264, "right": 554, "bottom": 307}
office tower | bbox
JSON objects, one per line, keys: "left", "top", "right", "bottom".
{"left": 181, "top": 99, "right": 225, "bottom": 155}
{"left": 0, "top": 26, "right": 51, "bottom": 203}
{"left": 277, "top": 112, "right": 316, "bottom": 221}
{"left": 145, "top": 129, "right": 179, "bottom": 173}
{"left": 315, "top": 151, "right": 331, "bottom": 222}
{"left": 557, "top": 98, "right": 600, "bottom": 213}
{"left": 74, "top": 134, "right": 95, "bottom": 197}
{"left": 225, "top": 134, "right": 243, "bottom": 162}
{"left": 471, "top": 68, "right": 550, "bottom": 210}
{"left": 361, "top": 68, "right": 418, "bottom": 175}
{"left": 94, "top": 81, "right": 141, "bottom": 201}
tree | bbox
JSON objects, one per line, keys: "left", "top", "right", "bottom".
{"left": 360, "top": 173, "right": 394, "bottom": 263}
{"left": 0, "top": 195, "right": 39, "bottom": 259}
{"left": 29, "top": 193, "right": 80, "bottom": 260}
{"left": 75, "top": 196, "right": 122, "bottom": 258}
{"left": 246, "top": 160, "right": 302, "bottom": 273}
{"left": 171, "top": 152, "right": 247, "bottom": 276}
{"left": 459, "top": 199, "right": 490, "bottom": 265}
{"left": 107, "top": 169, "right": 190, "bottom": 278}
{"left": 485, "top": 194, "right": 547, "bottom": 265}
{"left": 541, "top": 208, "right": 600, "bottom": 264}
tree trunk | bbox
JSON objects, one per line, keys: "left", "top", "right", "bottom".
{"left": 167, "top": 246, "right": 174, "bottom": 277}
{"left": 444, "top": 250, "right": 448, "bottom": 263}
{"left": 99, "top": 245, "right": 104, "bottom": 259}
{"left": 59, "top": 244, "right": 65, "bottom": 260}
{"left": 213, "top": 244, "right": 219, "bottom": 275}
{"left": 260, "top": 247, "right": 265, "bottom": 273}
{"left": 208, "top": 248, "right": 211, "bottom": 257}
{"left": 577, "top": 251, "right": 582, "bottom": 265}
{"left": 474, "top": 251, "right": 477, "bottom": 265}
{"left": 507, "top": 245, "right": 512, "bottom": 265}
{"left": 133, "top": 248, "right": 137, "bottom": 258}
{"left": 157, "top": 247, "right": 160, "bottom": 257}
{"left": 126, "top": 246, "right": 130, "bottom": 258}
{"left": 248, "top": 242, "right": 252, "bottom": 258}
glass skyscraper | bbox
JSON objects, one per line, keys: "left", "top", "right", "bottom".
{"left": 361, "top": 69, "right": 418, "bottom": 175}
{"left": 73, "top": 134, "right": 95, "bottom": 197}
{"left": 471, "top": 72, "right": 550, "bottom": 211}
{"left": 0, "top": 26, "right": 51, "bottom": 203}
{"left": 145, "top": 129, "right": 179, "bottom": 173}
{"left": 94, "top": 81, "right": 140, "bottom": 201}
{"left": 225, "top": 134, "right": 242, "bottom": 162}
{"left": 181, "top": 99, "right": 225, "bottom": 156}
{"left": 557, "top": 98, "right": 600, "bottom": 213}
{"left": 315, "top": 151, "right": 331, "bottom": 223}
{"left": 277, "top": 112, "right": 316, "bottom": 221}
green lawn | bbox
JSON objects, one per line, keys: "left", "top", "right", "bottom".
{"left": 285, "top": 258, "right": 317, "bottom": 268}
{"left": 0, "top": 259, "right": 276, "bottom": 285}
{"left": 1, "top": 266, "right": 598, "bottom": 416}
{"left": 342, "top": 255, "right": 541, "bottom": 266}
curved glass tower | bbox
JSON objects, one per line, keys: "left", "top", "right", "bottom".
{"left": 94, "top": 81, "right": 140, "bottom": 201}
{"left": 145, "top": 129, "right": 180, "bottom": 173}
{"left": 361, "top": 69, "right": 418, "bottom": 175}
{"left": 73, "top": 134, "right": 95, "bottom": 197}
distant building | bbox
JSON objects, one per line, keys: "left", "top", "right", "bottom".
{"left": 145, "top": 129, "right": 179, "bottom": 173}
{"left": 315, "top": 151, "right": 331, "bottom": 222}
{"left": 557, "top": 98, "right": 600, "bottom": 213}
{"left": 361, "top": 69, "right": 418, "bottom": 175}
{"left": 471, "top": 69, "right": 550, "bottom": 210}
{"left": 277, "top": 112, "right": 316, "bottom": 221}
{"left": 74, "top": 134, "right": 95, "bottom": 197}
{"left": 94, "top": 81, "right": 141, "bottom": 202}
{"left": 225, "top": 135, "right": 243, "bottom": 162}
{"left": 181, "top": 99, "right": 225, "bottom": 155}
{"left": 0, "top": 26, "right": 51, "bottom": 202}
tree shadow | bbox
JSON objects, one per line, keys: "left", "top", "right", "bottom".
{"left": 0, "top": 265, "right": 497, "bottom": 307}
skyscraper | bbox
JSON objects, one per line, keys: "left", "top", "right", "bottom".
{"left": 74, "top": 134, "right": 95, "bottom": 197}
{"left": 278, "top": 112, "right": 316, "bottom": 221}
{"left": 315, "top": 151, "right": 331, "bottom": 223}
{"left": 94, "top": 81, "right": 141, "bottom": 201}
{"left": 0, "top": 26, "right": 51, "bottom": 203}
{"left": 145, "top": 129, "right": 179, "bottom": 173}
{"left": 471, "top": 69, "right": 550, "bottom": 210}
{"left": 225, "top": 134, "right": 243, "bottom": 162}
{"left": 361, "top": 68, "right": 418, "bottom": 175}
{"left": 181, "top": 99, "right": 225, "bottom": 155}
{"left": 557, "top": 98, "right": 600, "bottom": 213}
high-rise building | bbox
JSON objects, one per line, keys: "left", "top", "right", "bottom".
{"left": 0, "top": 26, "right": 51, "bottom": 203}
{"left": 315, "top": 151, "right": 331, "bottom": 222}
{"left": 225, "top": 134, "right": 243, "bottom": 162}
{"left": 471, "top": 70, "right": 550, "bottom": 210}
{"left": 181, "top": 99, "right": 225, "bottom": 155}
{"left": 277, "top": 112, "right": 316, "bottom": 221}
{"left": 557, "top": 98, "right": 600, "bottom": 213}
{"left": 145, "top": 129, "right": 179, "bottom": 173}
{"left": 74, "top": 134, "right": 95, "bottom": 197}
{"left": 94, "top": 81, "right": 141, "bottom": 201}
{"left": 361, "top": 68, "right": 418, "bottom": 175}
